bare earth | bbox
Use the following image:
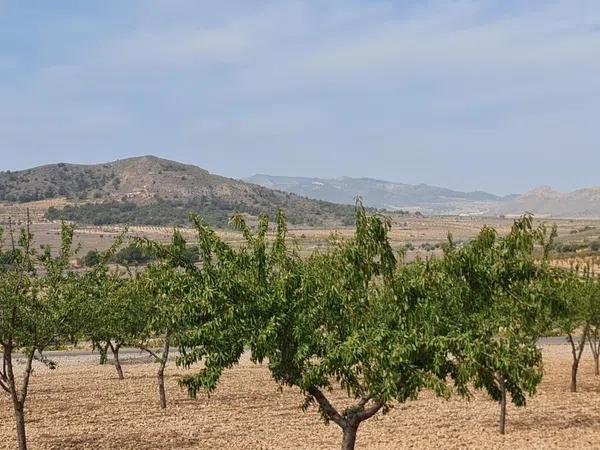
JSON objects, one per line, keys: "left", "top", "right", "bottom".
{"left": 1, "top": 345, "right": 599, "bottom": 449}
{"left": 6, "top": 214, "right": 600, "bottom": 264}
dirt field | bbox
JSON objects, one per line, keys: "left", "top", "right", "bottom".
{"left": 1, "top": 345, "right": 600, "bottom": 449}
{"left": 4, "top": 213, "right": 599, "bottom": 265}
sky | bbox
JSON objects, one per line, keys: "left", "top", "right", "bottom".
{"left": 0, "top": 1, "right": 599, "bottom": 195}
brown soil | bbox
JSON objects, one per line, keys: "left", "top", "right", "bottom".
{"left": 1, "top": 345, "right": 600, "bottom": 449}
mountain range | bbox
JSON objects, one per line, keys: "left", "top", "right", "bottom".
{"left": 246, "top": 175, "right": 508, "bottom": 215}
{"left": 247, "top": 175, "right": 600, "bottom": 218}
{"left": 1, "top": 156, "right": 599, "bottom": 226}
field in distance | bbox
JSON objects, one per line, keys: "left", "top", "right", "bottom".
{"left": 5, "top": 210, "right": 600, "bottom": 266}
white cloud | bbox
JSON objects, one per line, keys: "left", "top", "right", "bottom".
{"left": 233, "top": 0, "right": 600, "bottom": 98}
{"left": 1, "top": 0, "right": 600, "bottom": 192}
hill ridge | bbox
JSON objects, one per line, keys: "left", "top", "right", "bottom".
{"left": 0, "top": 157, "right": 358, "bottom": 227}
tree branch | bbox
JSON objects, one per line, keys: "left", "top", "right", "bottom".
{"left": 577, "top": 324, "right": 589, "bottom": 362}
{"left": 567, "top": 333, "right": 577, "bottom": 361}
{"left": 159, "top": 333, "right": 171, "bottom": 369}
{"left": 355, "top": 395, "right": 372, "bottom": 410}
{"left": 588, "top": 332, "right": 599, "bottom": 357}
{"left": 307, "top": 385, "right": 346, "bottom": 428}
{"left": 18, "top": 350, "right": 35, "bottom": 404}
{"left": 138, "top": 346, "right": 160, "bottom": 361}
{"left": 357, "top": 401, "right": 384, "bottom": 422}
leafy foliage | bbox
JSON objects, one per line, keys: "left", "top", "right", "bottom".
{"left": 1, "top": 204, "right": 590, "bottom": 450}
{"left": 0, "top": 221, "right": 81, "bottom": 449}
{"left": 45, "top": 196, "right": 358, "bottom": 228}
{"left": 172, "top": 205, "right": 556, "bottom": 447}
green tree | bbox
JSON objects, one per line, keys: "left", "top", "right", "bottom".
{"left": 80, "top": 259, "right": 150, "bottom": 379}
{"left": 441, "top": 216, "right": 557, "bottom": 434}
{"left": 176, "top": 207, "right": 536, "bottom": 448}
{"left": 113, "top": 242, "right": 155, "bottom": 266}
{"left": 134, "top": 230, "right": 202, "bottom": 408}
{"left": 587, "top": 276, "right": 600, "bottom": 375}
{"left": 552, "top": 267, "right": 596, "bottom": 392}
{"left": 170, "top": 206, "right": 556, "bottom": 448}
{"left": 0, "top": 221, "right": 80, "bottom": 450}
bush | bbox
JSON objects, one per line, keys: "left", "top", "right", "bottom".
{"left": 113, "top": 244, "right": 155, "bottom": 266}
{"left": 83, "top": 250, "right": 101, "bottom": 267}
{"left": 550, "top": 242, "right": 589, "bottom": 253}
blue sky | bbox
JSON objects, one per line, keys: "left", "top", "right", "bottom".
{"left": 0, "top": 1, "right": 599, "bottom": 195}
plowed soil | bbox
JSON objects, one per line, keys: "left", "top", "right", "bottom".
{"left": 1, "top": 345, "right": 600, "bottom": 449}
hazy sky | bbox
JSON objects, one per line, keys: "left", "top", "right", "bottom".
{"left": 1, "top": 1, "right": 599, "bottom": 195}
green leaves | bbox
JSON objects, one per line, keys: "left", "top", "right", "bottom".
{"left": 23, "top": 203, "right": 563, "bottom": 442}
{"left": 167, "top": 207, "right": 557, "bottom": 436}
{"left": 0, "top": 221, "right": 83, "bottom": 360}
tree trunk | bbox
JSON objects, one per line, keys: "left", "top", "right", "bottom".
{"left": 98, "top": 342, "right": 109, "bottom": 365}
{"left": 158, "top": 370, "right": 166, "bottom": 409}
{"left": 571, "top": 361, "right": 578, "bottom": 393}
{"left": 307, "top": 385, "right": 382, "bottom": 450}
{"left": 4, "top": 346, "right": 33, "bottom": 450}
{"left": 14, "top": 401, "right": 27, "bottom": 450}
{"left": 567, "top": 327, "right": 589, "bottom": 393}
{"left": 341, "top": 423, "right": 359, "bottom": 450}
{"left": 109, "top": 342, "right": 124, "bottom": 380}
{"left": 157, "top": 334, "right": 171, "bottom": 409}
{"left": 588, "top": 334, "right": 600, "bottom": 376}
{"left": 498, "top": 377, "right": 507, "bottom": 435}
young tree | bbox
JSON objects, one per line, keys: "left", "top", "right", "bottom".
{"left": 553, "top": 268, "right": 594, "bottom": 392}
{"left": 586, "top": 276, "right": 600, "bottom": 376}
{"left": 77, "top": 233, "right": 146, "bottom": 378}
{"left": 169, "top": 205, "right": 557, "bottom": 448}
{"left": 0, "top": 220, "right": 80, "bottom": 450}
{"left": 134, "top": 231, "right": 200, "bottom": 408}
{"left": 175, "top": 207, "right": 549, "bottom": 448}
{"left": 80, "top": 265, "right": 149, "bottom": 379}
{"left": 441, "top": 216, "right": 557, "bottom": 434}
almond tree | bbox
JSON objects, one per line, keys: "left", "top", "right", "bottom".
{"left": 134, "top": 231, "right": 201, "bottom": 409}
{"left": 586, "top": 276, "right": 600, "bottom": 376}
{"left": 441, "top": 216, "right": 557, "bottom": 434}
{"left": 174, "top": 205, "right": 556, "bottom": 449}
{"left": 176, "top": 207, "right": 463, "bottom": 449}
{"left": 553, "top": 267, "right": 596, "bottom": 392}
{"left": 80, "top": 264, "right": 149, "bottom": 380}
{"left": 0, "top": 221, "right": 80, "bottom": 450}
{"left": 77, "top": 233, "right": 149, "bottom": 379}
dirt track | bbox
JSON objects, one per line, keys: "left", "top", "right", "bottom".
{"left": 1, "top": 345, "right": 600, "bottom": 449}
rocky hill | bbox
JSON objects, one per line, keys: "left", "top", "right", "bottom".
{"left": 0, "top": 156, "right": 357, "bottom": 227}
{"left": 494, "top": 186, "right": 600, "bottom": 218}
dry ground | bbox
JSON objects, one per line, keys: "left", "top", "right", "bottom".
{"left": 2, "top": 197, "right": 600, "bottom": 262}
{"left": 5, "top": 214, "right": 599, "bottom": 264}
{"left": 1, "top": 345, "right": 600, "bottom": 449}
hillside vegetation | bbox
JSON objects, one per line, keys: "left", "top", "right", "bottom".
{"left": 1, "top": 156, "right": 357, "bottom": 227}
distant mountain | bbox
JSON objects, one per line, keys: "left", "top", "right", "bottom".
{"left": 0, "top": 156, "right": 357, "bottom": 227}
{"left": 246, "top": 175, "right": 504, "bottom": 215}
{"left": 494, "top": 186, "right": 600, "bottom": 218}
{"left": 3, "top": 158, "right": 599, "bottom": 223}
